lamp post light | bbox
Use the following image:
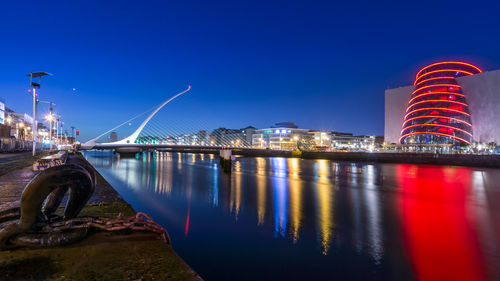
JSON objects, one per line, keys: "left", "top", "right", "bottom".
{"left": 52, "top": 113, "right": 61, "bottom": 148}
{"left": 18, "top": 122, "right": 24, "bottom": 140}
{"left": 45, "top": 113, "right": 54, "bottom": 150}
{"left": 27, "top": 72, "right": 52, "bottom": 156}
{"left": 40, "top": 101, "right": 55, "bottom": 151}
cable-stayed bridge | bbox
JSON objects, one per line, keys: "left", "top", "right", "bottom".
{"left": 80, "top": 86, "right": 256, "bottom": 156}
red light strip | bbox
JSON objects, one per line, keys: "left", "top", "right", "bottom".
{"left": 408, "top": 92, "right": 465, "bottom": 105}
{"left": 412, "top": 84, "right": 461, "bottom": 95}
{"left": 404, "top": 107, "right": 470, "bottom": 119}
{"left": 400, "top": 132, "right": 471, "bottom": 145}
{"left": 406, "top": 99, "right": 468, "bottom": 112}
{"left": 401, "top": 123, "right": 472, "bottom": 136}
{"left": 415, "top": 61, "right": 482, "bottom": 81}
{"left": 403, "top": 115, "right": 472, "bottom": 127}
{"left": 414, "top": 76, "right": 456, "bottom": 86}
{"left": 415, "top": 69, "right": 474, "bottom": 84}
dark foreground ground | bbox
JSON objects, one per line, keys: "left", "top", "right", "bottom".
{"left": 0, "top": 152, "right": 201, "bottom": 281}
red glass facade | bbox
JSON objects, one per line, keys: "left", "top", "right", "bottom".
{"left": 400, "top": 62, "right": 482, "bottom": 145}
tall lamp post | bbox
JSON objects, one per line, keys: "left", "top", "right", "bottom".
{"left": 27, "top": 72, "right": 52, "bottom": 156}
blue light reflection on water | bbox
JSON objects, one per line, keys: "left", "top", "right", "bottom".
{"left": 84, "top": 150, "right": 500, "bottom": 281}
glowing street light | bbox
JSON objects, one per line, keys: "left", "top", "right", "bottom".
{"left": 45, "top": 112, "right": 55, "bottom": 150}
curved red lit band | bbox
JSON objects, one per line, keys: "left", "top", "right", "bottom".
{"left": 399, "top": 132, "right": 471, "bottom": 145}
{"left": 402, "top": 62, "right": 480, "bottom": 145}
{"left": 406, "top": 99, "right": 468, "bottom": 112}
{"left": 414, "top": 76, "right": 456, "bottom": 86}
{"left": 415, "top": 69, "right": 474, "bottom": 84}
{"left": 401, "top": 123, "right": 472, "bottom": 136}
{"left": 411, "top": 84, "right": 462, "bottom": 95}
{"left": 415, "top": 61, "right": 482, "bottom": 81}
{"left": 402, "top": 115, "right": 472, "bottom": 127}
{"left": 405, "top": 107, "right": 470, "bottom": 120}
{"left": 408, "top": 92, "right": 465, "bottom": 105}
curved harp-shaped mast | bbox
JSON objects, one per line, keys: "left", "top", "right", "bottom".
{"left": 81, "top": 86, "right": 191, "bottom": 149}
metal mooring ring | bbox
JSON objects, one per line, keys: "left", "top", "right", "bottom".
{"left": 0, "top": 164, "right": 94, "bottom": 249}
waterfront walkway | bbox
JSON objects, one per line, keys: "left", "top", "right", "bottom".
{"left": 0, "top": 154, "right": 201, "bottom": 281}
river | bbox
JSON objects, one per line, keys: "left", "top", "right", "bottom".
{"left": 84, "top": 151, "right": 500, "bottom": 281}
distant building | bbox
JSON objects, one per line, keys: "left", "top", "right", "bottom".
{"left": 210, "top": 126, "right": 255, "bottom": 146}
{"left": 176, "top": 134, "right": 198, "bottom": 145}
{"left": 0, "top": 98, "right": 5, "bottom": 125}
{"left": 330, "top": 132, "right": 375, "bottom": 150}
{"left": 197, "top": 130, "right": 210, "bottom": 145}
{"left": 385, "top": 61, "right": 500, "bottom": 148}
{"left": 109, "top": 132, "right": 118, "bottom": 142}
{"left": 308, "top": 131, "right": 332, "bottom": 149}
{"left": 242, "top": 126, "right": 256, "bottom": 146}
{"left": 252, "top": 122, "right": 308, "bottom": 150}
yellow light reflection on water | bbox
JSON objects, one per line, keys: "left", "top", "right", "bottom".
{"left": 315, "top": 159, "right": 333, "bottom": 255}
{"left": 288, "top": 158, "right": 302, "bottom": 243}
{"left": 256, "top": 158, "right": 266, "bottom": 225}
{"left": 231, "top": 161, "right": 242, "bottom": 219}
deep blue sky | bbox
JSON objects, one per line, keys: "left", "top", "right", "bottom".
{"left": 1, "top": 0, "right": 499, "bottom": 141}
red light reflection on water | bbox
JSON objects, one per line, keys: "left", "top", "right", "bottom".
{"left": 397, "top": 165, "right": 487, "bottom": 281}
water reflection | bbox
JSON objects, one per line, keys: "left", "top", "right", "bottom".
{"left": 256, "top": 157, "right": 266, "bottom": 225}
{"left": 288, "top": 158, "right": 302, "bottom": 243}
{"left": 85, "top": 151, "right": 500, "bottom": 281}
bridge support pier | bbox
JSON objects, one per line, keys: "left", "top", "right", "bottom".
{"left": 219, "top": 149, "right": 232, "bottom": 173}
{"left": 115, "top": 147, "right": 142, "bottom": 158}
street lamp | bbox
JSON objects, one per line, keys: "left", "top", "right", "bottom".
{"left": 51, "top": 113, "right": 61, "bottom": 148}
{"left": 18, "top": 122, "right": 24, "bottom": 140}
{"left": 27, "top": 72, "right": 52, "bottom": 156}
{"left": 45, "top": 113, "right": 54, "bottom": 150}
{"left": 40, "top": 101, "right": 55, "bottom": 151}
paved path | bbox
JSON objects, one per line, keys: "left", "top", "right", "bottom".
{"left": 0, "top": 152, "right": 32, "bottom": 163}
{"left": 0, "top": 166, "right": 34, "bottom": 205}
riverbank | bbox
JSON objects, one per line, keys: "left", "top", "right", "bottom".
{"left": 0, "top": 152, "right": 201, "bottom": 280}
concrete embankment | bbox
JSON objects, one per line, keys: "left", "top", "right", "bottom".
{"left": 236, "top": 149, "right": 500, "bottom": 168}
{"left": 152, "top": 147, "right": 500, "bottom": 168}
{"left": 0, "top": 152, "right": 201, "bottom": 281}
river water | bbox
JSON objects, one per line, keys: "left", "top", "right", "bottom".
{"left": 84, "top": 151, "right": 500, "bottom": 281}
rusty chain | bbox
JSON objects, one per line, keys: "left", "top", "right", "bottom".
{"left": 0, "top": 209, "right": 171, "bottom": 248}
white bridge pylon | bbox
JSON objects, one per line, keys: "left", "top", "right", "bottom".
{"left": 81, "top": 86, "right": 191, "bottom": 149}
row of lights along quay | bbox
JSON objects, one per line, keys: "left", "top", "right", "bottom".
{"left": 0, "top": 72, "right": 80, "bottom": 155}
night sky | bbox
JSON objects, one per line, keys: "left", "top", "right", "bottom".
{"left": 1, "top": 0, "right": 499, "bottom": 141}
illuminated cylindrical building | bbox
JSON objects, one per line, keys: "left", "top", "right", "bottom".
{"left": 400, "top": 62, "right": 482, "bottom": 145}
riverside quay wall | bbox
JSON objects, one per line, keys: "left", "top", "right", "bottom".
{"left": 142, "top": 147, "right": 500, "bottom": 168}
